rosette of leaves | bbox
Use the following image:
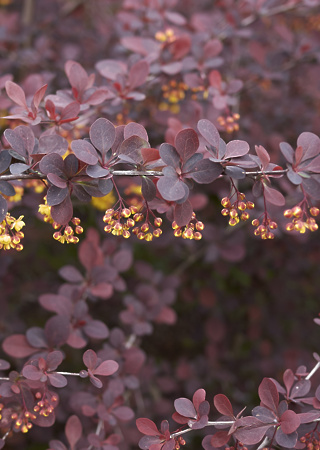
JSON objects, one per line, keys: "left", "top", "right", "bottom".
{"left": 280, "top": 132, "right": 320, "bottom": 199}
{"left": 22, "top": 351, "right": 67, "bottom": 388}
{"left": 197, "top": 118, "right": 256, "bottom": 180}
{"left": 172, "top": 388, "right": 210, "bottom": 429}
{"left": 157, "top": 128, "right": 222, "bottom": 225}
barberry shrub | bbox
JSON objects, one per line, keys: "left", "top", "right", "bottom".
{"left": 0, "top": 0, "right": 320, "bottom": 449}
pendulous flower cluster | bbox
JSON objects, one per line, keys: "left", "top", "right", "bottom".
{"left": 221, "top": 194, "right": 254, "bottom": 226}
{"left": 252, "top": 215, "right": 277, "bottom": 239}
{"left": 284, "top": 205, "right": 319, "bottom": 233}
{"left": 0, "top": 213, "right": 25, "bottom": 251}
{"left": 103, "top": 206, "right": 162, "bottom": 241}
{"left": 172, "top": 212, "right": 204, "bottom": 240}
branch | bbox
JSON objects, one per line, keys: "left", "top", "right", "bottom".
{"left": 0, "top": 168, "right": 288, "bottom": 182}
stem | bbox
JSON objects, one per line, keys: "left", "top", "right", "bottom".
{"left": 306, "top": 361, "right": 320, "bottom": 380}
{"left": 0, "top": 377, "right": 9, "bottom": 381}
{"left": 170, "top": 421, "right": 235, "bottom": 439}
{"left": 56, "top": 371, "right": 81, "bottom": 376}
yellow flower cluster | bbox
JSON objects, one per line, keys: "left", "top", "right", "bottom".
{"left": 0, "top": 213, "right": 25, "bottom": 251}
{"left": 103, "top": 206, "right": 162, "bottom": 241}
{"left": 221, "top": 194, "right": 254, "bottom": 226}
{"left": 155, "top": 28, "right": 176, "bottom": 43}
{"left": 252, "top": 216, "right": 277, "bottom": 239}
{"left": 172, "top": 212, "right": 204, "bottom": 240}
{"left": 11, "top": 410, "right": 36, "bottom": 434}
{"left": 284, "top": 205, "right": 319, "bottom": 233}
{"left": 217, "top": 113, "right": 240, "bottom": 133}
{"left": 52, "top": 217, "right": 83, "bottom": 244}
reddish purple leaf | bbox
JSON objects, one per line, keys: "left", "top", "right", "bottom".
{"left": 112, "top": 249, "right": 133, "bottom": 272}
{"left": 39, "top": 294, "right": 73, "bottom": 316}
{"left": 188, "top": 159, "right": 223, "bottom": 184}
{"left": 214, "top": 394, "right": 234, "bottom": 417}
{"left": 47, "top": 173, "right": 67, "bottom": 189}
{"left": 95, "top": 59, "right": 127, "bottom": 80}
{"left": 193, "top": 389, "right": 206, "bottom": 411}
{"left": 157, "top": 167, "right": 188, "bottom": 201}
{"left": 89, "top": 118, "right": 116, "bottom": 154}
{"left": 258, "top": 378, "right": 279, "bottom": 412}
{"left": 128, "top": 60, "right": 149, "bottom": 90}
{"left": 174, "top": 199, "right": 193, "bottom": 226}
{"left": 66, "top": 61, "right": 89, "bottom": 94}
{"left": 210, "top": 430, "right": 230, "bottom": 447}
{"left": 263, "top": 184, "right": 285, "bottom": 206}
{"left": 159, "top": 143, "right": 180, "bottom": 168}
{"left": 280, "top": 410, "right": 300, "bottom": 434}
{"left": 225, "top": 140, "right": 249, "bottom": 159}
{"left": 136, "top": 418, "right": 160, "bottom": 436}
{"left": 51, "top": 195, "right": 73, "bottom": 225}
{"left": 58, "top": 265, "right": 83, "bottom": 283}
{"left": 0, "top": 359, "right": 10, "bottom": 371}
{"left": 175, "top": 129, "right": 199, "bottom": 162}
{"left": 113, "top": 406, "right": 134, "bottom": 421}
{"left": 48, "top": 373, "right": 68, "bottom": 388}
{"left": 71, "top": 140, "right": 99, "bottom": 165}
{"left": 83, "top": 349, "right": 98, "bottom": 369}
{"left": 174, "top": 398, "right": 196, "bottom": 418}
{"left": 94, "top": 359, "right": 119, "bottom": 376}
{"left": 275, "top": 428, "right": 298, "bottom": 448}
{"left": 141, "top": 176, "right": 156, "bottom": 202}
{"left": 234, "top": 417, "right": 270, "bottom": 445}
{"left": 2, "top": 334, "right": 37, "bottom": 358}
{"left": 5, "top": 80, "right": 27, "bottom": 108}
{"left": 22, "top": 365, "right": 42, "bottom": 380}
{"left": 283, "top": 369, "right": 294, "bottom": 395}
{"left": 120, "top": 37, "right": 160, "bottom": 57}
{"left": 65, "top": 415, "right": 82, "bottom": 450}
{"left": 44, "top": 315, "right": 70, "bottom": 347}
{"left": 255, "top": 145, "right": 270, "bottom": 169}
{"left": 31, "top": 84, "right": 47, "bottom": 111}
{"left": 83, "top": 320, "right": 109, "bottom": 339}
{"left": 124, "top": 122, "right": 149, "bottom": 142}
{"left": 197, "top": 119, "right": 220, "bottom": 149}
{"left": 297, "top": 131, "right": 320, "bottom": 161}
{"left": 90, "top": 282, "right": 113, "bottom": 299}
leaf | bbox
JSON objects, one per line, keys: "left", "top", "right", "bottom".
{"left": 174, "top": 398, "right": 196, "bottom": 419}
{"left": 48, "top": 373, "right": 68, "bottom": 388}
{"left": 255, "top": 145, "right": 270, "bottom": 169}
{"left": 5, "top": 80, "right": 27, "bottom": 108}
{"left": 224, "top": 166, "right": 246, "bottom": 179}
{"left": 66, "top": 60, "right": 89, "bottom": 93}
{"left": 39, "top": 153, "right": 65, "bottom": 176}
{"left": 263, "top": 184, "right": 285, "bottom": 206}
{"left": 26, "top": 327, "right": 47, "bottom": 348}
{"left": 51, "top": 195, "right": 73, "bottom": 225}
{"left": 83, "top": 349, "right": 98, "bottom": 369}
{"left": 174, "top": 199, "right": 193, "bottom": 226}
{"left": 234, "top": 417, "right": 271, "bottom": 445}
{"left": 47, "top": 173, "right": 67, "bottom": 189}
{"left": 198, "top": 119, "right": 220, "bottom": 149}
{"left": 83, "top": 320, "right": 109, "bottom": 339}
{"left": 86, "top": 164, "right": 109, "bottom": 178}
{"left": 297, "top": 131, "right": 320, "bottom": 161}
{"left": 95, "top": 59, "right": 127, "bottom": 80}
{"left": 89, "top": 118, "right": 116, "bottom": 155}
{"left": 90, "top": 282, "right": 113, "bottom": 299}
{"left": 0, "top": 150, "right": 12, "bottom": 173}
{"left": 31, "top": 84, "right": 47, "bottom": 111}
{"left": 128, "top": 60, "right": 149, "bottom": 90}
{"left": 280, "top": 410, "right": 300, "bottom": 434}
{"left": 113, "top": 249, "right": 133, "bottom": 272}
{"left": 0, "top": 195, "right": 7, "bottom": 222}
{"left": 45, "top": 315, "right": 70, "bottom": 348}
{"left": 280, "top": 142, "right": 294, "bottom": 164}
{"left": 119, "top": 135, "right": 149, "bottom": 163}
{"left": 188, "top": 159, "right": 223, "bottom": 184}
{"left": 258, "top": 378, "right": 279, "bottom": 413}
{"left": 120, "top": 36, "right": 161, "bottom": 57}
{"left": 225, "top": 140, "right": 249, "bottom": 159}
{"left": 141, "top": 176, "right": 156, "bottom": 202}
{"left": 2, "top": 334, "right": 37, "bottom": 358}
{"left": 175, "top": 128, "right": 199, "bottom": 162}
{"left": 65, "top": 415, "right": 82, "bottom": 450}
{"left": 94, "top": 360, "right": 119, "bottom": 376}
{"left": 290, "top": 379, "right": 311, "bottom": 399}
{"left": 210, "top": 430, "right": 230, "bottom": 447}
{"left": 22, "top": 365, "right": 42, "bottom": 380}
{"left": 38, "top": 135, "right": 69, "bottom": 156}
{"left": 0, "top": 359, "right": 10, "bottom": 371}
{"left": 58, "top": 265, "right": 83, "bottom": 283}
{"left": 113, "top": 406, "right": 134, "bottom": 421}
{"left": 124, "top": 122, "right": 149, "bottom": 142}
{"left": 71, "top": 140, "right": 99, "bottom": 165}
{"left": 39, "top": 294, "right": 73, "bottom": 316}
{"left": 0, "top": 180, "right": 15, "bottom": 196}
{"left": 275, "top": 429, "right": 297, "bottom": 448}
{"left": 4, "top": 129, "right": 26, "bottom": 158}
{"left": 159, "top": 143, "right": 180, "bottom": 168}
{"left": 47, "top": 185, "right": 69, "bottom": 206}
{"left": 157, "top": 167, "right": 187, "bottom": 201}
{"left": 214, "top": 394, "right": 234, "bottom": 417}
{"left": 136, "top": 418, "right": 160, "bottom": 436}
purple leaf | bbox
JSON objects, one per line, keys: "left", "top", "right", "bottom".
{"left": 157, "top": 167, "right": 187, "bottom": 201}
{"left": 174, "top": 199, "right": 193, "bottom": 226}
{"left": 252, "top": 406, "right": 276, "bottom": 423}
{"left": 83, "top": 349, "right": 98, "bottom": 369}
{"left": 283, "top": 369, "right": 294, "bottom": 395}
{"left": 44, "top": 315, "right": 70, "bottom": 348}
{"left": 0, "top": 195, "right": 7, "bottom": 222}
{"left": 83, "top": 320, "right": 109, "bottom": 339}
{"left": 136, "top": 418, "right": 160, "bottom": 436}
{"left": 58, "top": 265, "right": 83, "bottom": 283}
{"left": 197, "top": 119, "right": 220, "bottom": 148}
{"left": 26, "top": 327, "right": 47, "bottom": 348}
{"left": 90, "top": 282, "right": 113, "bottom": 299}
{"left": 159, "top": 143, "right": 180, "bottom": 168}
{"left": 47, "top": 185, "right": 69, "bottom": 206}
{"left": 113, "top": 406, "right": 135, "bottom": 421}
{"left": 213, "top": 394, "right": 234, "bottom": 417}
{"left": 65, "top": 415, "right": 82, "bottom": 450}
{"left": 39, "top": 294, "right": 73, "bottom": 316}
{"left": 302, "top": 177, "right": 320, "bottom": 200}
{"left": 263, "top": 184, "right": 285, "bottom": 206}
{"left": 94, "top": 360, "right": 119, "bottom": 376}
{"left": 258, "top": 378, "right": 279, "bottom": 413}
{"left": 4, "top": 129, "right": 27, "bottom": 158}
{"left": 297, "top": 132, "right": 320, "bottom": 161}
{"left": 175, "top": 129, "right": 199, "bottom": 162}
{"left": 22, "top": 365, "right": 42, "bottom": 380}
{"left": 119, "top": 135, "right": 149, "bottom": 163}
{"left": 187, "top": 159, "right": 223, "bottom": 184}
{"left": 2, "top": 334, "right": 37, "bottom": 358}
{"left": 0, "top": 150, "right": 11, "bottom": 173}
{"left": 174, "top": 398, "right": 196, "bottom": 418}
{"left": 280, "top": 142, "right": 294, "bottom": 164}
{"left": 71, "top": 140, "right": 99, "bottom": 165}
{"left": 280, "top": 410, "right": 300, "bottom": 434}
{"left": 120, "top": 36, "right": 160, "bottom": 57}
{"left": 128, "top": 60, "right": 149, "bottom": 90}
{"left": 234, "top": 417, "right": 271, "bottom": 445}
{"left": 0, "top": 180, "right": 16, "bottom": 196}
{"left": 89, "top": 118, "right": 116, "bottom": 155}
{"left": 51, "top": 195, "right": 73, "bottom": 225}
{"left": 141, "top": 176, "right": 156, "bottom": 202}
{"left": 47, "top": 173, "right": 67, "bottom": 189}
{"left": 225, "top": 140, "right": 249, "bottom": 159}
{"left": 193, "top": 389, "right": 206, "bottom": 410}
{"left": 48, "top": 372, "right": 68, "bottom": 388}
{"left": 96, "top": 59, "right": 127, "bottom": 80}
{"left": 290, "top": 379, "right": 311, "bottom": 399}
{"left": 210, "top": 430, "right": 230, "bottom": 447}
{"left": 275, "top": 429, "right": 298, "bottom": 448}
{"left": 5, "top": 80, "right": 27, "bottom": 108}
{"left": 10, "top": 163, "right": 30, "bottom": 175}
{"left": 124, "top": 122, "right": 149, "bottom": 142}
{"left": 112, "top": 249, "right": 133, "bottom": 272}
{"left": 39, "top": 153, "right": 65, "bottom": 176}
{"left": 0, "top": 359, "right": 10, "bottom": 371}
